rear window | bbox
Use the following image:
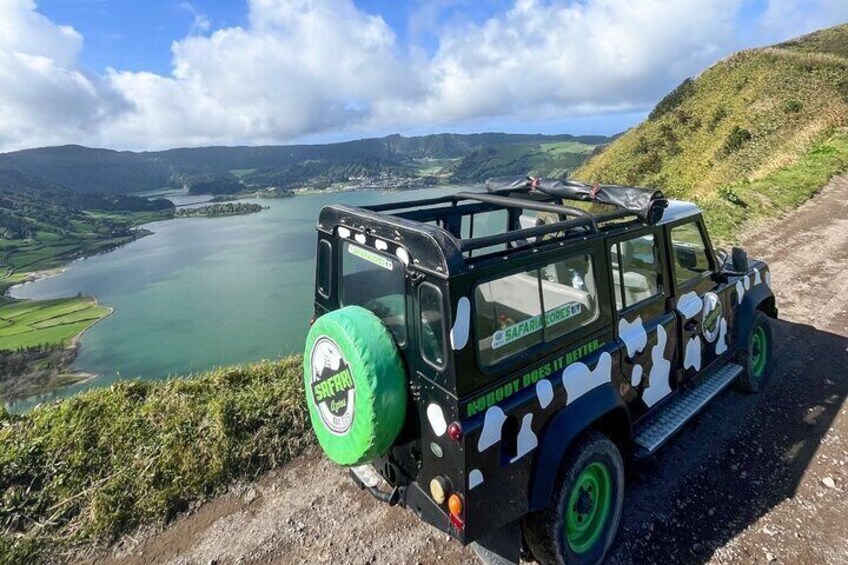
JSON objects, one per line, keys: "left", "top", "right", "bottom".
{"left": 474, "top": 253, "right": 599, "bottom": 366}
{"left": 341, "top": 242, "right": 406, "bottom": 345}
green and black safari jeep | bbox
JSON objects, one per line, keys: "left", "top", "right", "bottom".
{"left": 302, "top": 176, "right": 776, "bottom": 564}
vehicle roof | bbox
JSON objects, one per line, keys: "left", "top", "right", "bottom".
{"left": 657, "top": 200, "right": 701, "bottom": 224}
{"left": 317, "top": 192, "right": 703, "bottom": 278}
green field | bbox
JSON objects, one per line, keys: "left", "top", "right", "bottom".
{"left": 0, "top": 297, "right": 111, "bottom": 351}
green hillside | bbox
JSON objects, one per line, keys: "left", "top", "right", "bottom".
{"left": 449, "top": 140, "right": 598, "bottom": 183}
{"left": 577, "top": 23, "right": 848, "bottom": 240}
{"left": 0, "top": 133, "right": 612, "bottom": 195}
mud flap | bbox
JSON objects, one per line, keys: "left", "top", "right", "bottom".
{"left": 471, "top": 520, "right": 521, "bottom": 565}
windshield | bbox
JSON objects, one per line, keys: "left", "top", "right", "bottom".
{"left": 340, "top": 242, "right": 407, "bottom": 344}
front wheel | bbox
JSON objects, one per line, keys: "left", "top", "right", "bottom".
{"left": 736, "top": 311, "right": 773, "bottom": 393}
{"left": 523, "top": 432, "right": 624, "bottom": 565}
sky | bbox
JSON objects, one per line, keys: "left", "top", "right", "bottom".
{"left": 1, "top": 0, "right": 846, "bottom": 152}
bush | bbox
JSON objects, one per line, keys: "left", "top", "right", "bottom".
{"left": 0, "top": 356, "right": 312, "bottom": 562}
{"left": 722, "top": 126, "right": 753, "bottom": 156}
{"left": 782, "top": 99, "right": 803, "bottom": 113}
{"left": 708, "top": 106, "right": 728, "bottom": 132}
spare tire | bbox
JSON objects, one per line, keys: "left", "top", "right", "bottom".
{"left": 303, "top": 305, "right": 407, "bottom": 466}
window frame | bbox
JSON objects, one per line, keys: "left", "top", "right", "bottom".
{"left": 668, "top": 219, "right": 715, "bottom": 290}
{"left": 471, "top": 250, "right": 603, "bottom": 370}
{"left": 417, "top": 282, "right": 448, "bottom": 371}
{"left": 608, "top": 231, "right": 664, "bottom": 312}
{"left": 317, "top": 239, "right": 332, "bottom": 299}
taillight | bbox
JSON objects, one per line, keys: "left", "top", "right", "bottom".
{"left": 448, "top": 493, "right": 464, "bottom": 529}
{"left": 447, "top": 421, "right": 463, "bottom": 442}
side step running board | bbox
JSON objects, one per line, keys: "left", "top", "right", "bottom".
{"left": 633, "top": 363, "right": 743, "bottom": 457}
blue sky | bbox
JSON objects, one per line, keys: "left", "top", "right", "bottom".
{"left": 2, "top": 0, "right": 847, "bottom": 151}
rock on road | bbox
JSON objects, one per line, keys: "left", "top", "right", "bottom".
{"left": 102, "top": 177, "right": 848, "bottom": 565}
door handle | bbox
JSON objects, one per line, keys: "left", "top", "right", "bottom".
{"left": 684, "top": 319, "right": 699, "bottom": 332}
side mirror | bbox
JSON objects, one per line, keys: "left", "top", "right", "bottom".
{"left": 732, "top": 247, "right": 748, "bottom": 273}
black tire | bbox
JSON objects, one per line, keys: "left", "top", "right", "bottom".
{"left": 736, "top": 311, "right": 773, "bottom": 393}
{"left": 523, "top": 432, "right": 624, "bottom": 565}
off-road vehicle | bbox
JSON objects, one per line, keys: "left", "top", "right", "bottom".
{"left": 302, "top": 177, "right": 776, "bottom": 564}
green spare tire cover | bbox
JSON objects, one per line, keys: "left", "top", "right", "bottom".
{"left": 303, "top": 305, "right": 407, "bottom": 466}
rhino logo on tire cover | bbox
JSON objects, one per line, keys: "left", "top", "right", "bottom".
{"left": 310, "top": 337, "right": 356, "bottom": 435}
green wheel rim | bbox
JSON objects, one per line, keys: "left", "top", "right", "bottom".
{"left": 564, "top": 462, "right": 612, "bottom": 554}
{"left": 750, "top": 326, "right": 768, "bottom": 378}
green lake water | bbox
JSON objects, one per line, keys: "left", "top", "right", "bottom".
{"left": 10, "top": 185, "right": 475, "bottom": 407}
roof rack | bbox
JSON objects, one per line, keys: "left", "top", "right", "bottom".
{"left": 361, "top": 182, "right": 649, "bottom": 256}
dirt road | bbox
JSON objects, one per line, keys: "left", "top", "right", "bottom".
{"left": 103, "top": 177, "right": 848, "bottom": 565}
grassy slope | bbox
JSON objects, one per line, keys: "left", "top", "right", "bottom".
{"left": 0, "top": 357, "right": 311, "bottom": 563}
{"left": 576, "top": 24, "right": 848, "bottom": 241}
{"left": 449, "top": 140, "right": 597, "bottom": 183}
{"left": 0, "top": 298, "right": 110, "bottom": 350}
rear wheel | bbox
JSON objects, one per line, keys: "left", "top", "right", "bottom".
{"left": 523, "top": 432, "right": 624, "bottom": 565}
{"left": 736, "top": 311, "right": 773, "bottom": 393}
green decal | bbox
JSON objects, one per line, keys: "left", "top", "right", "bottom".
{"left": 348, "top": 244, "right": 393, "bottom": 271}
{"left": 492, "top": 302, "right": 582, "bottom": 350}
{"left": 465, "top": 338, "right": 602, "bottom": 418}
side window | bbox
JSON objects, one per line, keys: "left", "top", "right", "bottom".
{"left": 540, "top": 255, "right": 600, "bottom": 341}
{"left": 474, "top": 253, "right": 600, "bottom": 367}
{"left": 475, "top": 270, "right": 542, "bottom": 366}
{"left": 609, "top": 233, "right": 662, "bottom": 310}
{"left": 317, "top": 240, "right": 332, "bottom": 298}
{"left": 419, "top": 283, "right": 447, "bottom": 370}
{"left": 671, "top": 222, "right": 711, "bottom": 285}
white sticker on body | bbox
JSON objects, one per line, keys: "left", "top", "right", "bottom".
{"left": 642, "top": 325, "right": 672, "bottom": 407}
{"left": 684, "top": 335, "right": 702, "bottom": 372}
{"left": 510, "top": 413, "right": 538, "bottom": 463}
{"left": 469, "top": 469, "right": 484, "bottom": 490}
{"left": 477, "top": 406, "right": 507, "bottom": 452}
{"left": 450, "top": 297, "right": 471, "bottom": 350}
{"left": 618, "top": 316, "right": 647, "bottom": 358}
{"left": 677, "top": 291, "right": 703, "bottom": 320}
{"left": 562, "top": 352, "right": 612, "bottom": 405}
{"left": 536, "top": 379, "right": 553, "bottom": 409}
{"left": 715, "top": 317, "right": 728, "bottom": 355}
{"left": 426, "top": 403, "right": 447, "bottom": 437}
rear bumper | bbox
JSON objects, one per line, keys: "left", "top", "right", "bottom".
{"left": 347, "top": 469, "right": 464, "bottom": 543}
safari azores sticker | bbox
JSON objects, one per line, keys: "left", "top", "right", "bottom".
{"left": 310, "top": 337, "right": 356, "bottom": 435}
{"left": 701, "top": 292, "right": 723, "bottom": 343}
{"left": 348, "top": 244, "right": 393, "bottom": 271}
{"left": 492, "top": 302, "right": 582, "bottom": 350}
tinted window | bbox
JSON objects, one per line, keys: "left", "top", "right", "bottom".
{"left": 474, "top": 253, "right": 599, "bottom": 366}
{"left": 609, "top": 233, "right": 662, "bottom": 310}
{"left": 317, "top": 240, "right": 332, "bottom": 298}
{"left": 419, "top": 283, "right": 447, "bottom": 369}
{"left": 341, "top": 242, "right": 406, "bottom": 344}
{"left": 671, "top": 222, "right": 710, "bottom": 285}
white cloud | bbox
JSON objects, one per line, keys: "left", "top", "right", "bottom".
{"left": 0, "top": 0, "right": 125, "bottom": 151}
{"left": 0, "top": 0, "right": 847, "bottom": 151}
{"left": 415, "top": 0, "right": 742, "bottom": 123}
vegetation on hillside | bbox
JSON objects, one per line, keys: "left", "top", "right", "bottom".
{"left": 0, "top": 357, "right": 311, "bottom": 563}
{"left": 0, "top": 133, "right": 612, "bottom": 196}
{"left": 577, "top": 24, "right": 848, "bottom": 240}
{"left": 449, "top": 140, "right": 597, "bottom": 183}
{"left": 175, "top": 203, "right": 266, "bottom": 218}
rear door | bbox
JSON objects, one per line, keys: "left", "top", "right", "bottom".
{"left": 608, "top": 227, "right": 678, "bottom": 417}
